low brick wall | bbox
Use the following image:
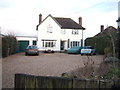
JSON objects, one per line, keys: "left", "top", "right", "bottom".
{"left": 15, "top": 73, "right": 120, "bottom": 89}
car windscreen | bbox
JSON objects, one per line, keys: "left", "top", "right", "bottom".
{"left": 27, "top": 46, "right": 38, "bottom": 49}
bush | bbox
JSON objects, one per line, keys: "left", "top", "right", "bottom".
{"left": 2, "top": 35, "right": 18, "bottom": 58}
{"left": 103, "top": 67, "right": 120, "bottom": 79}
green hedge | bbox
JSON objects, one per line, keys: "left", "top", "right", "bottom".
{"left": 2, "top": 35, "right": 18, "bottom": 58}
{"left": 85, "top": 36, "right": 112, "bottom": 55}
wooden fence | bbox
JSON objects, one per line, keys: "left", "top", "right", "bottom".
{"left": 15, "top": 73, "right": 120, "bottom": 89}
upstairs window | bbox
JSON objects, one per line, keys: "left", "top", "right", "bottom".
{"left": 72, "top": 30, "right": 79, "bottom": 35}
{"left": 61, "top": 29, "right": 66, "bottom": 34}
{"left": 47, "top": 24, "right": 53, "bottom": 33}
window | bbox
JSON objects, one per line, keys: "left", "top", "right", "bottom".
{"left": 70, "top": 41, "right": 80, "bottom": 48}
{"left": 47, "top": 24, "right": 53, "bottom": 33}
{"left": 72, "top": 30, "right": 79, "bottom": 35}
{"left": 42, "top": 40, "right": 56, "bottom": 47}
{"left": 61, "top": 29, "right": 66, "bottom": 34}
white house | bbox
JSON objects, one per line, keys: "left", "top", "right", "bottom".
{"left": 36, "top": 14, "right": 85, "bottom": 52}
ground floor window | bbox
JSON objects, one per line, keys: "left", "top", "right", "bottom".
{"left": 70, "top": 41, "right": 80, "bottom": 47}
{"left": 42, "top": 40, "right": 56, "bottom": 48}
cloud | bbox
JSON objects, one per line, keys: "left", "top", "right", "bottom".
{"left": 0, "top": 0, "right": 119, "bottom": 37}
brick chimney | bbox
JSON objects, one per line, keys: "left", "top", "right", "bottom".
{"left": 79, "top": 17, "right": 82, "bottom": 26}
{"left": 100, "top": 25, "right": 104, "bottom": 32}
{"left": 39, "top": 14, "right": 42, "bottom": 24}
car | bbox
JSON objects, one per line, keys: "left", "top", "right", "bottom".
{"left": 81, "top": 46, "right": 96, "bottom": 55}
{"left": 67, "top": 46, "right": 82, "bottom": 54}
{"left": 25, "top": 45, "right": 39, "bottom": 55}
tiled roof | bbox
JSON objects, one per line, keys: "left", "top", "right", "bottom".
{"left": 54, "top": 17, "right": 85, "bottom": 29}
{"left": 94, "top": 26, "right": 118, "bottom": 37}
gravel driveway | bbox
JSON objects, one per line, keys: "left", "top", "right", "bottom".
{"left": 2, "top": 53, "right": 104, "bottom": 88}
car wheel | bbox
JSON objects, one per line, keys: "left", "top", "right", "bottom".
{"left": 93, "top": 53, "right": 96, "bottom": 55}
{"left": 25, "top": 53, "right": 28, "bottom": 56}
{"left": 81, "top": 54, "right": 83, "bottom": 56}
{"left": 90, "top": 52, "right": 94, "bottom": 56}
{"left": 52, "top": 51, "right": 54, "bottom": 53}
{"left": 36, "top": 53, "right": 39, "bottom": 56}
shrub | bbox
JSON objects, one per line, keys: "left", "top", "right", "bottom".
{"left": 103, "top": 67, "right": 120, "bottom": 79}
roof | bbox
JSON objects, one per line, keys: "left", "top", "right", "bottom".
{"left": 37, "top": 14, "right": 85, "bottom": 30}
{"left": 54, "top": 17, "right": 85, "bottom": 29}
{"left": 94, "top": 26, "right": 118, "bottom": 37}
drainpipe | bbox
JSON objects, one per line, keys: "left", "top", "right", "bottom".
{"left": 81, "top": 30, "right": 83, "bottom": 47}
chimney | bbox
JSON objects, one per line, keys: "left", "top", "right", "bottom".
{"left": 100, "top": 25, "right": 104, "bottom": 32}
{"left": 79, "top": 17, "right": 82, "bottom": 26}
{"left": 39, "top": 14, "right": 42, "bottom": 24}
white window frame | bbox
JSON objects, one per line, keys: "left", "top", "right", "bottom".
{"left": 70, "top": 41, "right": 80, "bottom": 48}
{"left": 60, "top": 29, "right": 66, "bottom": 34}
{"left": 42, "top": 40, "right": 56, "bottom": 48}
{"left": 47, "top": 24, "right": 53, "bottom": 33}
{"left": 72, "top": 30, "right": 79, "bottom": 35}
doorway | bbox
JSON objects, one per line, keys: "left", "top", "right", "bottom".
{"left": 60, "top": 41, "right": 65, "bottom": 50}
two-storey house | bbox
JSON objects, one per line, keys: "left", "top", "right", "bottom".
{"left": 36, "top": 14, "right": 85, "bottom": 52}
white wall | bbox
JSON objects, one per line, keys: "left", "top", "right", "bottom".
{"left": 16, "top": 36, "right": 37, "bottom": 45}
{"left": 38, "top": 16, "right": 83, "bottom": 51}
{"left": 38, "top": 16, "right": 61, "bottom": 51}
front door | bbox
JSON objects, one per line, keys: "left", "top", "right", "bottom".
{"left": 60, "top": 41, "right": 65, "bottom": 50}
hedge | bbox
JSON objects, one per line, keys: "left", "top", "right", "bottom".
{"left": 2, "top": 35, "right": 18, "bottom": 58}
{"left": 85, "top": 35, "right": 116, "bottom": 55}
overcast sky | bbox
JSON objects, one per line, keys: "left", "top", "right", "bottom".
{"left": 0, "top": 0, "right": 119, "bottom": 39}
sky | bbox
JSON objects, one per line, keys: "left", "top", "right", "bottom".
{"left": 0, "top": 0, "right": 119, "bottom": 39}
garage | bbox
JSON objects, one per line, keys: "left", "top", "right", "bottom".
{"left": 16, "top": 36, "right": 37, "bottom": 52}
{"left": 18, "top": 41, "right": 29, "bottom": 52}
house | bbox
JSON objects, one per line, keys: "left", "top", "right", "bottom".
{"left": 16, "top": 36, "right": 37, "bottom": 52}
{"left": 95, "top": 25, "right": 118, "bottom": 37}
{"left": 85, "top": 25, "right": 118, "bottom": 54}
{"left": 36, "top": 14, "right": 85, "bottom": 52}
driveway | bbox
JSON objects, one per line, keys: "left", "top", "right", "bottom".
{"left": 2, "top": 53, "right": 104, "bottom": 88}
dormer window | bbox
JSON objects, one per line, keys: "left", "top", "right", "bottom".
{"left": 47, "top": 24, "right": 53, "bottom": 33}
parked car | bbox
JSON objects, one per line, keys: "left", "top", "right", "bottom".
{"left": 81, "top": 46, "right": 96, "bottom": 55}
{"left": 25, "top": 45, "right": 39, "bottom": 55}
{"left": 67, "top": 46, "right": 82, "bottom": 54}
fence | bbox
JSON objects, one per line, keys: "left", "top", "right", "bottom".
{"left": 15, "top": 73, "right": 120, "bottom": 89}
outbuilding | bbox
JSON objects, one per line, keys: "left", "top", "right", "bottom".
{"left": 16, "top": 36, "right": 37, "bottom": 52}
